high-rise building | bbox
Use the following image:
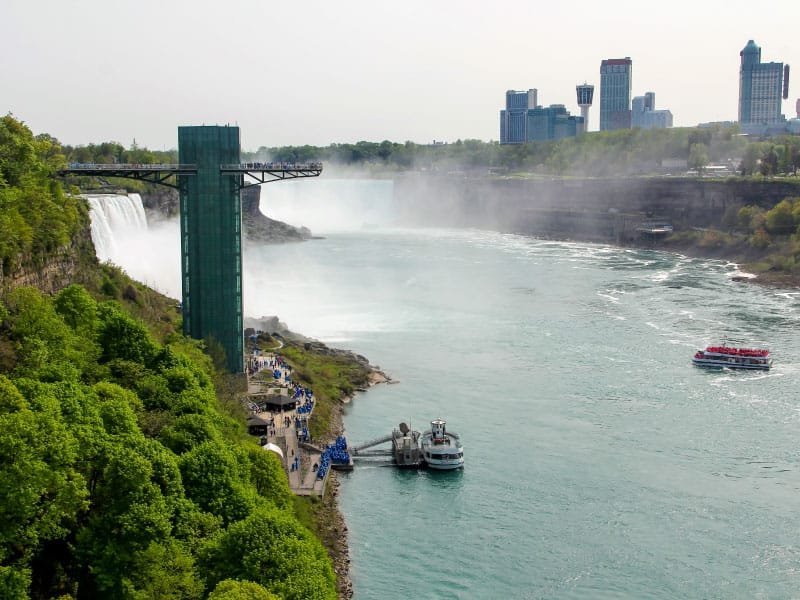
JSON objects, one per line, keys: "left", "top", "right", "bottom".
{"left": 643, "top": 91, "right": 655, "bottom": 112}
{"left": 599, "top": 57, "right": 632, "bottom": 131}
{"left": 500, "top": 89, "right": 537, "bottom": 144}
{"left": 500, "top": 91, "right": 584, "bottom": 144}
{"left": 527, "top": 105, "right": 585, "bottom": 141}
{"left": 576, "top": 83, "right": 594, "bottom": 132}
{"left": 738, "top": 40, "right": 785, "bottom": 126}
{"left": 631, "top": 92, "right": 673, "bottom": 129}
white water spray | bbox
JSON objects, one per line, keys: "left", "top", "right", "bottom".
{"left": 86, "top": 193, "right": 148, "bottom": 260}
{"left": 86, "top": 193, "right": 181, "bottom": 298}
{"left": 85, "top": 180, "right": 398, "bottom": 319}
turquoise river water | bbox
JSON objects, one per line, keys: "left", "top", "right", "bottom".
{"left": 247, "top": 225, "right": 800, "bottom": 600}
{"left": 96, "top": 183, "right": 800, "bottom": 599}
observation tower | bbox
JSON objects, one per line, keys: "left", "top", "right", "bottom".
{"left": 576, "top": 83, "right": 594, "bottom": 132}
{"left": 60, "top": 125, "right": 322, "bottom": 373}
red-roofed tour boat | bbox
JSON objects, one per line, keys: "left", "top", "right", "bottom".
{"left": 692, "top": 341, "right": 772, "bottom": 370}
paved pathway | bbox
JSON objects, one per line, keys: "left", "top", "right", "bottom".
{"left": 246, "top": 352, "right": 328, "bottom": 497}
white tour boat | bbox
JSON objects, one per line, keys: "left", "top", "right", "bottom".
{"left": 420, "top": 418, "right": 464, "bottom": 470}
{"left": 692, "top": 343, "right": 772, "bottom": 370}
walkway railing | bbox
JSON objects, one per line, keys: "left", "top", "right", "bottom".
{"left": 65, "top": 163, "right": 197, "bottom": 171}
{"left": 219, "top": 162, "right": 323, "bottom": 171}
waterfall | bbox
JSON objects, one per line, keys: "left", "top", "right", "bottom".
{"left": 85, "top": 193, "right": 181, "bottom": 298}
{"left": 259, "top": 179, "right": 396, "bottom": 232}
{"left": 86, "top": 193, "right": 148, "bottom": 262}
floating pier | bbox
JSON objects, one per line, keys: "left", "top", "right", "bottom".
{"left": 351, "top": 422, "right": 422, "bottom": 467}
{"left": 351, "top": 420, "right": 463, "bottom": 470}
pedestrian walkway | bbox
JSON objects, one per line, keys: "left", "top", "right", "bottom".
{"left": 245, "top": 351, "right": 329, "bottom": 497}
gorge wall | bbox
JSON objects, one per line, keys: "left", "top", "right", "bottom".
{"left": 0, "top": 223, "right": 97, "bottom": 296}
{"left": 392, "top": 176, "right": 800, "bottom": 243}
{"left": 140, "top": 186, "right": 311, "bottom": 243}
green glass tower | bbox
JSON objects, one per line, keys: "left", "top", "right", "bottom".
{"left": 61, "top": 125, "right": 321, "bottom": 373}
{"left": 178, "top": 126, "right": 243, "bottom": 372}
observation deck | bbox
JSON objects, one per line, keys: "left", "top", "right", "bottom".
{"left": 59, "top": 161, "right": 323, "bottom": 189}
{"left": 57, "top": 125, "right": 323, "bottom": 374}
{"left": 219, "top": 162, "right": 323, "bottom": 187}
{"left": 59, "top": 163, "right": 198, "bottom": 188}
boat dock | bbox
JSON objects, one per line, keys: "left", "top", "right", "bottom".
{"left": 351, "top": 420, "right": 464, "bottom": 470}
{"left": 351, "top": 422, "right": 424, "bottom": 467}
{"left": 245, "top": 352, "right": 462, "bottom": 493}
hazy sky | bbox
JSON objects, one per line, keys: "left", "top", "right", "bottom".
{"left": 2, "top": 0, "right": 798, "bottom": 150}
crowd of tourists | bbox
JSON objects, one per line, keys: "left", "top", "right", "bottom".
{"left": 248, "top": 352, "right": 353, "bottom": 486}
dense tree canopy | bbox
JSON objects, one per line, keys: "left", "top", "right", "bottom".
{"left": 0, "top": 114, "right": 86, "bottom": 275}
{"left": 0, "top": 285, "right": 335, "bottom": 599}
{"left": 0, "top": 122, "right": 344, "bottom": 593}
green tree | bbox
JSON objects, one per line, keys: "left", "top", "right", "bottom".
{"left": 739, "top": 143, "right": 762, "bottom": 176}
{"left": 246, "top": 447, "right": 292, "bottom": 509}
{"left": 160, "top": 413, "right": 222, "bottom": 454}
{"left": 749, "top": 227, "right": 772, "bottom": 249}
{"left": 0, "top": 565, "right": 30, "bottom": 600}
{"left": 202, "top": 507, "right": 336, "bottom": 600}
{"left": 0, "top": 376, "right": 87, "bottom": 592}
{"left": 737, "top": 205, "right": 765, "bottom": 232}
{"left": 688, "top": 142, "right": 709, "bottom": 174}
{"left": 54, "top": 284, "right": 98, "bottom": 334}
{"left": 76, "top": 442, "right": 174, "bottom": 597}
{"left": 0, "top": 114, "right": 38, "bottom": 187}
{"left": 3, "top": 286, "right": 87, "bottom": 381}
{"left": 96, "top": 302, "right": 159, "bottom": 366}
{"left": 209, "top": 579, "right": 279, "bottom": 600}
{"left": 765, "top": 199, "right": 795, "bottom": 234}
{"left": 791, "top": 145, "right": 800, "bottom": 175}
{"left": 760, "top": 146, "right": 779, "bottom": 176}
{"left": 179, "top": 441, "right": 255, "bottom": 525}
{"left": 127, "top": 541, "right": 203, "bottom": 600}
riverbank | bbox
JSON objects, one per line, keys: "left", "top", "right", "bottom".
{"left": 248, "top": 336, "right": 390, "bottom": 599}
{"left": 646, "top": 233, "right": 800, "bottom": 289}
{"left": 303, "top": 358, "right": 389, "bottom": 600}
{"left": 312, "top": 361, "right": 389, "bottom": 600}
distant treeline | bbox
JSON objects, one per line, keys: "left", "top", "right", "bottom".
{"left": 43, "top": 119, "right": 800, "bottom": 180}
{"left": 244, "top": 126, "right": 800, "bottom": 178}
{"left": 62, "top": 141, "right": 177, "bottom": 166}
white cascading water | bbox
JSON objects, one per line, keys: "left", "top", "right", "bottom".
{"left": 86, "top": 193, "right": 148, "bottom": 260}
{"left": 84, "top": 180, "right": 397, "bottom": 315}
{"left": 85, "top": 193, "right": 181, "bottom": 298}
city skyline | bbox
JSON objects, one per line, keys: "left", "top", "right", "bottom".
{"left": 1, "top": 0, "right": 798, "bottom": 150}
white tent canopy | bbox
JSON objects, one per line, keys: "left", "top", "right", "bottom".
{"left": 262, "top": 442, "right": 284, "bottom": 459}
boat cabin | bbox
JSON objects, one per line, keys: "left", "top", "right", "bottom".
{"left": 430, "top": 418, "right": 448, "bottom": 443}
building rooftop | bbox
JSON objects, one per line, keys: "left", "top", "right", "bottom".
{"left": 601, "top": 57, "right": 632, "bottom": 66}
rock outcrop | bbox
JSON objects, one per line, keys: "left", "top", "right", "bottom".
{"left": 0, "top": 219, "right": 98, "bottom": 296}
{"left": 139, "top": 186, "right": 312, "bottom": 243}
{"left": 241, "top": 186, "right": 312, "bottom": 244}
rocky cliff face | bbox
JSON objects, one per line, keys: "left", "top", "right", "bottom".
{"left": 0, "top": 223, "right": 98, "bottom": 296}
{"left": 139, "top": 186, "right": 181, "bottom": 219}
{"left": 393, "top": 175, "right": 800, "bottom": 243}
{"left": 140, "top": 186, "right": 312, "bottom": 243}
